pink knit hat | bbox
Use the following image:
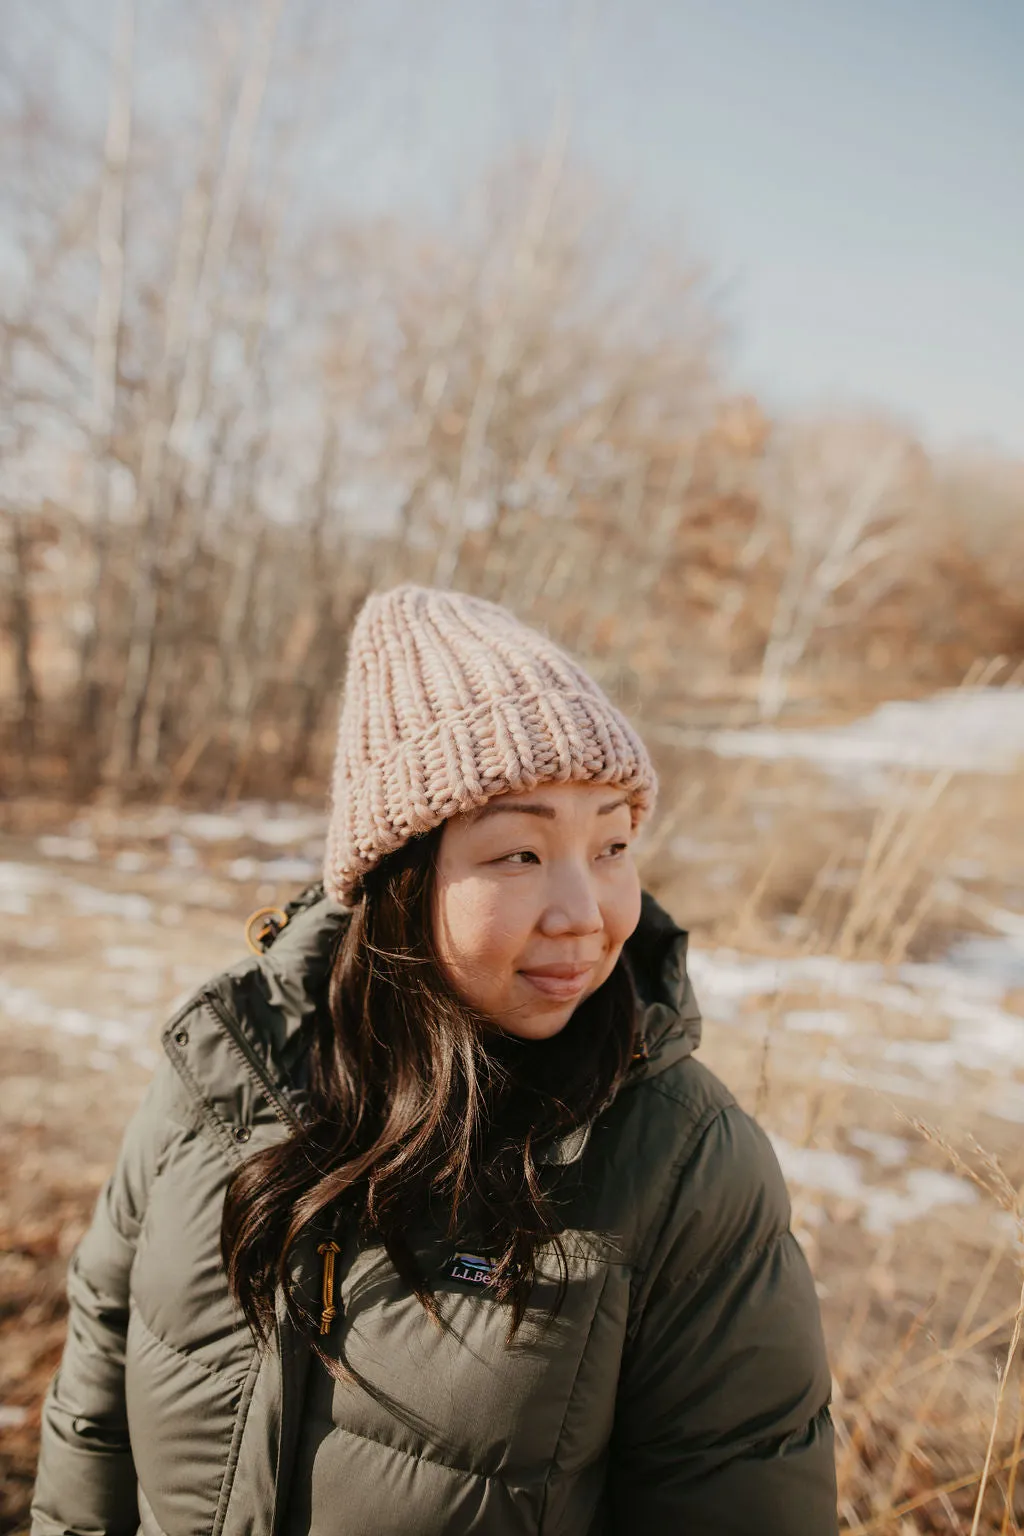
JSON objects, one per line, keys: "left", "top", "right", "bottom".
{"left": 323, "top": 585, "right": 657, "bottom": 905}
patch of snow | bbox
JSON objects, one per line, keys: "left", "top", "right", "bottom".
{"left": 0, "top": 979, "right": 154, "bottom": 1048}
{"left": 885, "top": 1000, "right": 1024, "bottom": 1077}
{"left": 769, "top": 1138, "right": 864, "bottom": 1200}
{"left": 258, "top": 857, "right": 319, "bottom": 882}
{"left": 119, "top": 973, "right": 165, "bottom": 1004}
{"left": 944, "top": 935, "right": 1024, "bottom": 992}
{"left": 245, "top": 811, "right": 327, "bottom": 847}
{"left": 688, "top": 945, "right": 1024, "bottom": 1073}
{"left": 848, "top": 1129, "right": 910, "bottom": 1168}
{"left": 65, "top": 882, "right": 153, "bottom": 924}
{"left": 227, "top": 851, "right": 322, "bottom": 886}
{"left": 171, "top": 963, "right": 214, "bottom": 988}
{"left": 37, "top": 834, "right": 99, "bottom": 862}
{"left": 702, "top": 687, "right": 1024, "bottom": 776}
{"left": 175, "top": 805, "right": 326, "bottom": 847}
{"left": 0, "top": 862, "right": 47, "bottom": 894}
{"left": 177, "top": 813, "right": 249, "bottom": 842}
{"left": 769, "top": 1134, "right": 978, "bottom": 1233}
{"left": 861, "top": 1169, "right": 978, "bottom": 1235}
{"left": 168, "top": 836, "right": 199, "bottom": 869}
{"left": 228, "top": 858, "right": 260, "bottom": 882}
{"left": 686, "top": 950, "right": 790, "bottom": 1016}
{"left": 113, "top": 850, "right": 150, "bottom": 874}
{"left": 103, "top": 946, "right": 161, "bottom": 970}
{"left": 783, "top": 1009, "right": 851, "bottom": 1036}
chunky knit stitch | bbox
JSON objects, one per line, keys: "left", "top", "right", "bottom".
{"left": 323, "top": 585, "right": 657, "bottom": 904}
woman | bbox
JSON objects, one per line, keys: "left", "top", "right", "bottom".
{"left": 32, "top": 584, "right": 837, "bottom": 1536}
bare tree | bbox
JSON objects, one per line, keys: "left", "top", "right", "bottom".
{"left": 754, "top": 417, "right": 920, "bottom": 720}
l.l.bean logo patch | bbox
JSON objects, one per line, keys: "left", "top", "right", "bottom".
{"left": 442, "top": 1252, "right": 498, "bottom": 1289}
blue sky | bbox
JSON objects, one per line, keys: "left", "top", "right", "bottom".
{"left": 15, "top": 0, "right": 1024, "bottom": 454}
{"left": 307, "top": 0, "right": 1023, "bottom": 454}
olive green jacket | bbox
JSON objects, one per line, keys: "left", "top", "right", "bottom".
{"left": 32, "top": 888, "right": 837, "bottom": 1536}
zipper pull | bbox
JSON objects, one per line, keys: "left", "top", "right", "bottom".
{"left": 317, "top": 1240, "right": 340, "bottom": 1336}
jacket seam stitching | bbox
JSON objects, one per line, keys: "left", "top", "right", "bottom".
{"left": 317, "top": 1419, "right": 509, "bottom": 1483}
{"left": 211, "top": 1341, "right": 264, "bottom": 1536}
{"left": 641, "top": 1078, "right": 737, "bottom": 1117}
{"left": 99, "top": 1126, "right": 173, "bottom": 1251}
{"left": 632, "top": 1101, "right": 726, "bottom": 1280}
{"left": 128, "top": 1300, "right": 249, "bottom": 1390}
{"left": 537, "top": 1263, "right": 614, "bottom": 1529}
{"left": 200, "top": 995, "right": 301, "bottom": 1132}
{"left": 666, "top": 1222, "right": 791, "bottom": 1293}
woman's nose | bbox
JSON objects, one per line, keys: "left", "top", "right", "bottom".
{"left": 539, "top": 864, "right": 603, "bottom": 935}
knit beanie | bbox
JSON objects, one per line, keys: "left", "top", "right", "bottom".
{"left": 323, "top": 585, "right": 657, "bottom": 905}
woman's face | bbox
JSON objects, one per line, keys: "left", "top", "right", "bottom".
{"left": 432, "top": 780, "right": 643, "bottom": 1041}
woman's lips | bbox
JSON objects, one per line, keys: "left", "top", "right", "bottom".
{"left": 518, "top": 964, "right": 595, "bottom": 1000}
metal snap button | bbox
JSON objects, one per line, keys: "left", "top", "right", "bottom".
{"left": 233, "top": 1126, "right": 252, "bottom": 1143}
{"left": 173, "top": 1029, "right": 189, "bottom": 1047}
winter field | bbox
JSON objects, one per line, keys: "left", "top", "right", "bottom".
{"left": 3, "top": 2, "right": 1023, "bottom": 1528}
{"left": 2, "top": 688, "right": 1022, "bottom": 1533}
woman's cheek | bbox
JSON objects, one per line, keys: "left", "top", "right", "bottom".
{"left": 607, "top": 862, "right": 643, "bottom": 944}
{"left": 443, "top": 876, "right": 528, "bottom": 963}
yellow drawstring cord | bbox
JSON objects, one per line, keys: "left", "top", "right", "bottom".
{"left": 317, "top": 1241, "right": 340, "bottom": 1336}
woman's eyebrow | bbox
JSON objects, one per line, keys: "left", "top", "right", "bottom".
{"left": 470, "top": 795, "right": 628, "bottom": 823}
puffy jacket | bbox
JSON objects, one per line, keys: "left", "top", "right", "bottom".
{"left": 31, "top": 887, "right": 837, "bottom": 1536}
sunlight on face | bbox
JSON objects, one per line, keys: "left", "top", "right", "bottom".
{"left": 432, "top": 781, "right": 643, "bottom": 1041}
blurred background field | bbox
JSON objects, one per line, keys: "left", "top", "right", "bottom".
{"left": 1, "top": 2, "right": 1023, "bottom": 1532}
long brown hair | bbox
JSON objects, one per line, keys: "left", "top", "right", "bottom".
{"left": 221, "top": 824, "right": 638, "bottom": 1346}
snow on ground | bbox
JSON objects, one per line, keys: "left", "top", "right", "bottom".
{"left": 770, "top": 1133, "right": 978, "bottom": 1234}
{"left": 0, "top": 979, "right": 159, "bottom": 1069}
{"left": 687, "top": 931, "right": 1024, "bottom": 1125}
{"left": 699, "top": 687, "right": 1024, "bottom": 776}
{"left": 688, "top": 942, "right": 1024, "bottom": 1033}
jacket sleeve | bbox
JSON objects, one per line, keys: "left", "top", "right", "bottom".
{"left": 609, "top": 1099, "right": 838, "bottom": 1535}
{"left": 31, "top": 1055, "right": 192, "bottom": 1536}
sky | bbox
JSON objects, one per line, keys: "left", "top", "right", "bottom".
{"left": 13, "top": 0, "right": 1024, "bottom": 456}
{"left": 325, "top": 0, "right": 1024, "bottom": 456}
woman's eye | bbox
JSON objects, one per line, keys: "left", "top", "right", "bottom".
{"left": 493, "top": 845, "right": 627, "bottom": 866}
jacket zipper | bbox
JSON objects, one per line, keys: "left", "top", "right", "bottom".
{"left": 201, "top": 992, "right": 303, "bottom": 1132}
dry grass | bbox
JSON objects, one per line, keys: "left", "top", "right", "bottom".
{"left": 651, "top": 749, "right": 1024, "bottom": 1535}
